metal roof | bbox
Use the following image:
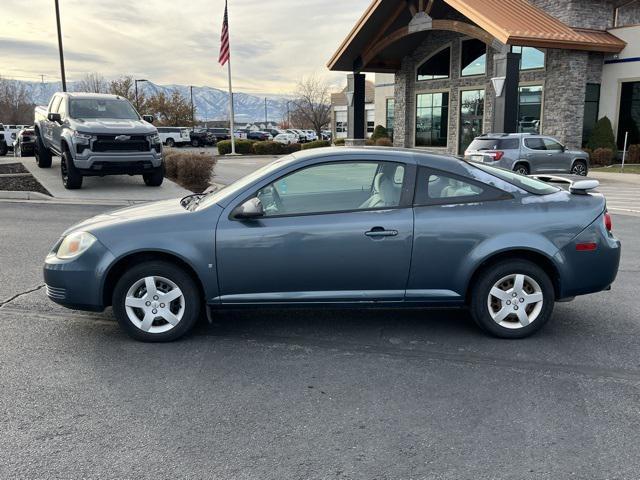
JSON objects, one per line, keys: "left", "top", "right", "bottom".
{"left": 328, "top": 0, "right": 627, "bottom": 72}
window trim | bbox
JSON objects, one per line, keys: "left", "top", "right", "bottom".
{"left": 413, "top": 166, "right": 513, "bottom": 207}
{"left": 229, "top": 159, "right": 417, "bottom": 221}
{"left": 415, "top": 44, "right": 453, "bottom": 82}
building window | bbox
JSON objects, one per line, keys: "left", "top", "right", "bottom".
{"left": 517, "top": 85, "right": 542, "bottom": 134}
{"left": 617, "top": 81, "right": 640, "bottom": 150}
{"left": 415, "top": 92, "right": 449, "bottom": 147}
{"left": 417, "top": 47, "right": 450, "bottom": 81}
{"left": 386, "top": 98, "right": 395, "bottom": 139}
{"left": 460, "top": 39, "right": 486, "bottom": 77}
{"left": 583, "top": 84, "right": 600, "bottom": 146}
{"left": 335, "top": 110, "right": 347, "bottom": 138}
{"left": 511, "top": 46, "right": 545, "bottom": 70}
{"left": 459, "top": 89, "right": 485, "bottom": 154}
{"left": 366, "top": 109, "right": 375, "bottom": 136}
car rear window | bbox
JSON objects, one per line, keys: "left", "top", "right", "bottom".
{"left": 471, "top": 163, "right": 560, "bottom": 195}
{"left": 468, "top": 138, "right": 519, "bottom": 150}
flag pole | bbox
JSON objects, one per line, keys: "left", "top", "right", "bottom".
{"left": 227, "top": 58, "right": 237, "bottom": 155}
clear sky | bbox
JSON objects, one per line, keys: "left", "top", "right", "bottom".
{"left": 0, "top": 0, "right": 371, "bottom": 94}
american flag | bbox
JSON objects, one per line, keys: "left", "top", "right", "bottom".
{"left": 218, "top": 0, "right": 230, "bottom": 66}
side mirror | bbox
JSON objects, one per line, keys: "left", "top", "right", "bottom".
{"left": 232, "top": 197, "right": 264, "bottom": 219}
{"left": 48, "top": 113, "right": 62, "bottom": 123}
{"left": 142, "top": 114, "right": 154, "bottom": 123}
{"left": 560, "top": 144, "right": 566, "bottom": 152}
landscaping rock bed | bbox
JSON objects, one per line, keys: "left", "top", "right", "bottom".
{"left": 0, "top": 162, "right": 51, "bottom": 196}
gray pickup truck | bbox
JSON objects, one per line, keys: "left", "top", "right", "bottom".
{"left": 34, "top": 92, "right": 163, "bottom": 189}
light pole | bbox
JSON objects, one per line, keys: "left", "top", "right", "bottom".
{"left": 190, "top": 86, "right": 195, "bottom": 126}
{"left": 134, "top": 79, "right": 147, "bottom": 111}
{"left": 54, "top": 0, "right": 67, "bottom": 91}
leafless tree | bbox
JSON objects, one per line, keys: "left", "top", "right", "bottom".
{"left": 145, "top": 89, "right": 193, "bottom": 126}
{"left": 108, "top": 75, "right": 149, "bottom": 113}
{"left": 290, "top": 75, "right": 331, "bottom": 137}
{"left": 74, "top": 72, "right": 108, "bottom": 93}
{"left": 0, "top": 77, "right": 36, "bottom": 124}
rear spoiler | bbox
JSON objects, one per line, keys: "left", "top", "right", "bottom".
{"left": 529, "top": 174, "right": 599, "bottom": 195}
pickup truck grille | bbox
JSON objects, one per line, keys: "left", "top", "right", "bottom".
{"left": 93, "top": 135, "right": 150, "bottom": 152}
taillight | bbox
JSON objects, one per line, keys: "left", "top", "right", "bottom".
{"left": 488, "top": 150, "right": 504, "bottom": 161}
{"left": 604, "top": 211, "right": 612, "bottom": 232}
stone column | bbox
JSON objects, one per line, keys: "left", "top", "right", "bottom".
{"left": 345, "top": 73, "right": 366, "bottom": 146}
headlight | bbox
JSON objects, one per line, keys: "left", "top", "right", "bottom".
{"left": 72, "top": 131, "right": 94, "bottom": 145}
{"left": 56, "top": 231, "right": 97, "bottom": 260}
{"left": 149, "top": 133, "right": 161, "bottom": 145}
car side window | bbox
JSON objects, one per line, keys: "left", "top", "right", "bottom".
{"left": 524, "top": 137, "right": 546, "bottom": 150}
{"left": 415, "top": 167, "right": 509, "bottom": 206}
{"left": 255, "top": 161, "right": 406, "bottom": 217}
{"left": 543, "top": 138, "right": 563, "bottom": 151}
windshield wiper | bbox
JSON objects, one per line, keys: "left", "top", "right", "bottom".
{"left": 180, "top": 193, "right": 205, "bottom": 210}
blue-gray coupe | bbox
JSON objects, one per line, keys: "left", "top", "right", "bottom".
{"left": 44, "top": 147, "right": 621, "bottom": 341}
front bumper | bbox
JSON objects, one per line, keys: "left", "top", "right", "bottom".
{"left": 73, "top": 150, "right": 163, "bottom": 172}
{"left": 43, "top": 239, "right": 116, "bottom": 312}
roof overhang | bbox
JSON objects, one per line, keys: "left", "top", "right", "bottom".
{"left": 328, "top": 0, "right": 627, "bottom": 72}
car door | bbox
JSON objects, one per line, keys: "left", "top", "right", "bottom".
{"left": 522, "top": 136, "right": 547, "bottom": 173}
{"left": 44, "top": 95, "right": 62, "bottom": 146}
{"left": 52, "top": 97, "right": 67, "bottom": 148}
{"left": 542, "top": 137, "right": 571, "bottom": 172}
{"left": 215, "top": 158, "right": 416, "bottom": 304}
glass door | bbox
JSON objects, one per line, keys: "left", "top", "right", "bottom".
{"left": 459, "top": 89, "right": 484, "bottom": 154}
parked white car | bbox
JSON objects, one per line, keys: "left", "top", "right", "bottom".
{"left": 304, "top": 130, "right": 318, "bottom": 141}
{"left": 274, "top": 133, "right": 298, "bottom": 145}
{"left": 157, "top": 127, "right": 190, "bottom": 147}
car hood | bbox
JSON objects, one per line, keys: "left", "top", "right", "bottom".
{"left": 69, "top": 118, "right": 156, "bottom": 135}
{"left": 63, "top": 198, "right": 188, "bottom": 236}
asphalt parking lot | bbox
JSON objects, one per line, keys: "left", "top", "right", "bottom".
{"left": 0, "top": 201, "right": 639, "bottom": 479}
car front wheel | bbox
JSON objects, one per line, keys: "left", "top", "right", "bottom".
{"left": 61, "top": 151, "right": 83, "bottom": 189}
{"left": 112, "top": 261, "right": 201, "bottom": 342}
{"left": 143, "top": 166, "right": 164, "bottom": 187}
{"left": 513, "top": 163, "right": 530, "bottom": 176}
{"left": 470, "top": 260, "right": 555, "bottom": 338}
{"left": 571, "top": 160, "right": 588, "bottom": 176}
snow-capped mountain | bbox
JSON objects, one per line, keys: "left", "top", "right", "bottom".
{"left": 17, "top": 80, "right": 291, "bottom": 122}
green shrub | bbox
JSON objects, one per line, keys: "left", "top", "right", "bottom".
{"left": 587, "top": 117, "right": 617, "bottom": 152}
{"left": 334, "top": 138, "right": 345, "bottom": 146}
{"left": 365, "top": 138, "right": 375, "bottom": 146}
{"left": 375, "top": 137, "right": 393, "bottom": 147}
{"left": 371, "top": 125, "right": 389, "bottom": 141}
{"left": 162, "top": 151, "right": 216, "bottom": 192}
{"left": 252, "top": 141, "right": 287, "bottom": 155}
{"left": 301, "top": 140, "right": 331, "bottom": 150}
{"left": 284, "top": 143, "right": 302, "bottom": 153}
{"left": 591, "top": 148, "right": 614, "bottom": 167}
{"left": 217, "top": 139, "right": 254, "bottom": 155}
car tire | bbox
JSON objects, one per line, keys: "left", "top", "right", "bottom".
{"left": 514, "top": 163, "right": 530, "bottom": 176}
{"left": 35, "top": 133, "right": 52, "bottom": 168}
{"left": 166, "top": 138, "right": 175, "bottom": 148}
{"left": 570, "top": 160, "right": 588, "bottom": 176}
{"left": 191, "top": 139, "right": 200, "bottom": 147}
{"left": 0, "top": 143, "right": 7, "bottom": 156}
{"left": 61, "top": 151, "right": 83, "bottom": 189}
{"left": 112, "top": 261, "right": 201, "bottom": 342}
{"left": 143, "top": 166, "right": 164, "bottom": 187}
{"left": 470, "top": 259, "right": 555, "bottom": 339}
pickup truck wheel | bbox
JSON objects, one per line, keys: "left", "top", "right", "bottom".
{"left": 470, "top": 260, "right": 555, "bottom": 339}
{"left": 0, "top": 143, "right": 7, "bottom": 156}
{"left": 35, "top": 134, "right": 52, "bottom": 168}
{"left": 61, "top": 151, "right": 83, "bottom": 189}
{"left": 143, "top": 167, "right": 164, "bottom": 187}
{"left": 191, "top": 139, "right": 200, "bottom": 147}
{"left": 112, "top": 261, "right": 201, "bottom": 342}
{"left": 166, "top": 138, "right": 175, "bottom": 148}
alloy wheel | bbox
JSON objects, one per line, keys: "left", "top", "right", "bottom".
{"left": 571, "top": 163, "right": 587, "bottom": 176}
{"left": 124, "top": 276, "right": 185, "bottom": 334}
{"left": 487, "top": 273, "right": 544, "bottom": 329}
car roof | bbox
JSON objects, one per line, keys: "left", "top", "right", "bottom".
{"left": 63, "top": 92, "right": 127, "bottom": 100}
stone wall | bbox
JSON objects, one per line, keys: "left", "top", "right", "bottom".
{"left": 528, "top": 0, "right": 615, "bottom": 30}
{"left": 617, "top": 2, "right": 640, "bottom": 26}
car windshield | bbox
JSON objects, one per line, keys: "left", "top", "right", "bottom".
{"left": 471, "top": 163, "right": 560, "bottom": 195}
{"left": 69, "top": 98, "right": 139, "bottom": 120}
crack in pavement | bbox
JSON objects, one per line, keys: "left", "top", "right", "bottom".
{"left": 0, "top": 284, "right": 45, "bottom": 309}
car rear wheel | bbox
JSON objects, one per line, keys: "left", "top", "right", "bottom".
{"left": 470, "top": 260, "right": 555, "bottom": 338}
{"left": 61, "top": 151, "right": 83, "bottom": 189}
{"left": 0, "top": 143, "right": 7, "bottom": 156}
{"left": 191, "top": 138, "right": 200, "bottom": 147}
{"left": 112, "top": 261, "right": 201, "bottom": 342}
{"left": 166, "top": 138, "right": 175, "bottom": 148}
{"left": 514, "top": 163, "right": 530, "bottom": 176}
{"left": 35, "top": 133, "right": 52, "bottom": 168}
{"left": 571, "top": 160, "right": 587, "bottom": 176}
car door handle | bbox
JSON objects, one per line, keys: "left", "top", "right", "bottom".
{"left": 546, "top": 153, "right": 553, "bottom": 156}
{"left": 365, "top": 227, "right": 398, "bottom": 238}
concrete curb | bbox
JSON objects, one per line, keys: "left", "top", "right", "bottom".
{"left": 0, "top": 190, "right": 137, "bottom": 206}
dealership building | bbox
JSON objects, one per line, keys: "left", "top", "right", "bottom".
{"left": 328, "top": 0, "right": 640, "bottom": 154}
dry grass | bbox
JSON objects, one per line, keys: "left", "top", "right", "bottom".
{"left": 163, "top": 149, "right": 217, "bottom": 192}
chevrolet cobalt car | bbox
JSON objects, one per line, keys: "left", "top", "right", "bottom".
{"left": 44, "top": 148, "right": 620, "bottom": 342}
